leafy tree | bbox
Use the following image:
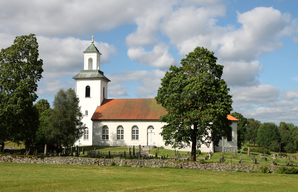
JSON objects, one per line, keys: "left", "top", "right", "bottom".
{"left": 231, "top": 112, "right": 247, "bottom": 149}
{"left": 246, "top": 118, "right": 261, "bottom": 147}
{"left": 35, "top": 99, "right": 50, "bottom": 115}
{"left": 256, "top": 122, "right": 280, "bottom": 149}
{"left": 46, "top": 88, "right": 84, "bottom": 148}
{"left": 0, "top": 34, "right": 43, "bottom": 154}
{"left": 156, "top": 47, "right": 233, "bottom": 161}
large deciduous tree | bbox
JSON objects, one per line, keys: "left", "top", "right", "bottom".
{"left": 156, "top": 47, "right": 233, "bottom": 161}
{"left": 246, "top": 118, "right": 261, "bottom": 147}
{"left": 256, "top": 122, "right": 280, "bottom": 149}
{"left": 46, "top": 88, "right": 84, "bottom": 148}
{"left": 0, "top": 34, "right": 43, "bottom": 154}
{"left": 231, "top": 112, "right": 247, "bottom": 149}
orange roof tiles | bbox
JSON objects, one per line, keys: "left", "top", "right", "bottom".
{"left": 91, "top": 99, "right": 167, "bottom": 120}
{"left": 92, "top": 98, "right": 239, "bottom": 122}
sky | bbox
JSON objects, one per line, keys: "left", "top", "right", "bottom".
{"left": 0, "top": 0, "right": 298, "bottom": 125}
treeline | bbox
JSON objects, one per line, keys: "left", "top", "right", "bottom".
{"left": 0, "top": 34, "right": 84, "bottom": 155}
{"left": 232, "top": 112, "right": 298, "bottom": 153}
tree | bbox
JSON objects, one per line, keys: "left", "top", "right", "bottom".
{"left": 231, "top": 112, "right": 247, "bottom": 149}
{"left": 246, "top": 118, "right": 261, "bottom": 147}
{"left": 46, "top": 88, "right": 84, "bottom": 148}
{"left": 256, "top": 122, "right": 280, "bottom": 149}
{"left": 156, "top": 47, "right": 233, "bottom": 161}
{"left": 35, "top": 99, "right": 50, "bottom": 115}
{"left": 0, "top": 34, "right": 43, "bottom": 154}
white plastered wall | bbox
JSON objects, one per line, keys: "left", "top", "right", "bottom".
{"left": 84, "top": 53, "right": 100, "bottom": 70}
{"left": 93, "top": 121, "right": 166, "bottom": 147}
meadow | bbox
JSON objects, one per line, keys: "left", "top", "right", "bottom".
{"left": 0, "top": 162, "right": 298, "bottom": 192}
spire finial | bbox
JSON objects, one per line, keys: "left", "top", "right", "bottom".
{"left": 91, "top": 35, "right": 94, "bottom": 44}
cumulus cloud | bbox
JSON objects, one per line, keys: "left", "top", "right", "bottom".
{"left": 218, "top": 7, "right": 288, "bottom": 61}
{"left": 127, "top": 43, "right": 176, "bottom": 68}
{"left": 230, "top": 85, "right": 280, "bottom": 104}
{"left": 108, "top": 69, "right": 165, "bottom": 98}
{"left": 222, "top": 60, "right": 263, "bottom": 87}
{"left": 282, "top": 89, "right": 298, "bottom": 101}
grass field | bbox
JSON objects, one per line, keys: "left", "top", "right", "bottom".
{"left": 1, "top": 162, "right": 298, "bottom": 191}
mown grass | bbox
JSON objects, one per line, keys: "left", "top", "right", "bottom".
{"left": 1, "top": 162, "right": 298, "bottom": 191}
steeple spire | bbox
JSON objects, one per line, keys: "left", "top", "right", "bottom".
{"left": 91, "top": 35, "right": 94, "bottom": 44}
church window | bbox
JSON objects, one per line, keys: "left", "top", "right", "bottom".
{"left": 102, "top": 126, "right": 109, "bottom": 140}
{"left": 132, "top": 126, "right": 139, "bottom": 140}
{"left": 88, "top": 58, "right": 93, "bottom": 70}
{"left": 85, "top": 110, "right": 88, "bottom": 116}
{"left": 84, "top": 128, "right": 89, "bottom": 140}
{"left": 117, "top": 126, "right": 124, "bottom": 140}
{"left": 85, "top": 86, "right": 90, "bottom": 97}
{"left": 227, "top": 127, "right": 232, "bottom": 141}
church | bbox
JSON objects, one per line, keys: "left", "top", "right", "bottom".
{"left": 73, "top": 39, "right": 239, "bottom": 153}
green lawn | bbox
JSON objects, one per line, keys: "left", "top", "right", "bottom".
{"left": 1, "top": 162, "right": 298, "bottom": 191}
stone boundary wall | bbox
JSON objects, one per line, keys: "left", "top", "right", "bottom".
{"left": 0, "top": 155, "right": 281, "bottom": 173}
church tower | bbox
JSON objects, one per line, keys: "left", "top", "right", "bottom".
{"left": 73, "top": 36, "right": 110, "bottom": 146}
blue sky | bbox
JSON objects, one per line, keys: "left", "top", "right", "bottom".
{"left": 0, "top": 0, "right": 298, "bottom": 125}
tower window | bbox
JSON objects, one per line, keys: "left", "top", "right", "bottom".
{"left": 103, "top": 87, "right": 105, "bottom": 99}
{"left": 227, "top": 127, "right": 232, "bottom": 141}
{"left": 88, "top": 58, "right": 93, "bottom": 70}
{"left": 85, "top": 110, "right": 88, "bottom": 116}
{"left": 85, "top": 86, "right": 90, "bottom": 97}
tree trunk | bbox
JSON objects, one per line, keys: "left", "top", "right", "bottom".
{"left": 25, "top": 137, "right": 34, "bottom": 155}
{"left": 191, "top": 124, "right": 198, "bottom": 161}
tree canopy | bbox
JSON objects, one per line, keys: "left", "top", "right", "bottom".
{"left": 46, "top": 88, "right": 84, "bottom": 148}
{"left": 0, "top": 34, "right": 43, "bottom": 154}
{"left": 256, "top": 122, "right": 280, "bottom": 149}
{"left": 156, "top": 47, "right": 233, "bottom": 161}
{"left": 246, "top": 118, "right": 261, "bottom": 147}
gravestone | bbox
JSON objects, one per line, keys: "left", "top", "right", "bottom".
{"left": 108, "top": 151, "right": 111, "bottom": 159}
{"left": 44, "top": 144, "right": 47, "bottom": 156}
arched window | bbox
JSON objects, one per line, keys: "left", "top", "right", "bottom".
{"left": 102, "top": 126, "right": 109, "bottom": 140}
{"left": 85, "top": 86, "right": 90, "bottom": 97}
{"left": 132, "top": 126, "right": 139, "bottom": 140}
{"left": 117, "top": 126, "right": 124, "bottom": 140}
{"left": 84, "top": 128, "right": 89, "bottom": 140}
{"left": 88, "top": 58, "right": 93, "bottom": 70}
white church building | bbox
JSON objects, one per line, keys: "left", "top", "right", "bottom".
{"left": 73, "top": 40, "right": 239, "bottom": 153}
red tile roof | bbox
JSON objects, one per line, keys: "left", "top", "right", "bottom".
{"left": 91, "top": 99, "right": 239, "bottom": 121}
{"left": 91, "top": 99, "right": 167, "bottom": 120}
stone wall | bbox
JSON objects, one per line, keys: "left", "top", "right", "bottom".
{"left": 0, "top": 155, "right": 281, "bottom": 173}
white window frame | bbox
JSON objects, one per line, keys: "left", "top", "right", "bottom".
{"left": 102, "top": 126, "right": 109, "bottom": 140}
{"left": 132, "top": 126, "right": 139, "bottom": 140}
{"left": 84, "top": 128, "right": 89, "bottom": 140}
{"left": 117, "top": 126, "right": 124, "bottom": 140}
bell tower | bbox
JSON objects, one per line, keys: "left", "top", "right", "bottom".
{"left": 73, "top": 36, "right": 110, "bottom": 146}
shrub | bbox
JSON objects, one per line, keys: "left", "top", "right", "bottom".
{"left": 276, "top": 167, "right": 298, "bottom": 174}
{"left": 196, "top": 150, "right": 201, "bottom": 155}
{"left": 242, "top": 147, "right": 248, "bottom": 152}
{"left": 258, "top": 166, "right": 269, "bottom": 173}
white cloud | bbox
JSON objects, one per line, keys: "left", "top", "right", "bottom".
{"left": 218, "top": 7, "right": 288, "bottom": 61}
{"left": 230, "top": 85, "right": 280, "bottom": 104}
{"left": 108, "top": 69, "right": 165, "bottom": 98}
{"left": 127, "top": 43, "right": 176, "bottom": 68}
{"left": 282, "top": 89, "right": 298, "bottom": 101}
{"left": 222, "top": 60, "right": 262, "bottom": 86}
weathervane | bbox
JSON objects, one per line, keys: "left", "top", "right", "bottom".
{"left": 91, "top": 35, "right": 94, "bottom": 43}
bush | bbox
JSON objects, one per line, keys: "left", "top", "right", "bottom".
{"left": 258, "top": 166, "right": 269, "bottom": 173}
{"left": 242, "top": 147, "right": 248, "bottom": 152}
{"left": 276, "top": 167, "right": 298, "bottom": 174}
{"left": 196, "top": 150, "right": 201, "bottom": 155}
{"left": 249, "top": 147, "right": 270, "bottom": 155}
